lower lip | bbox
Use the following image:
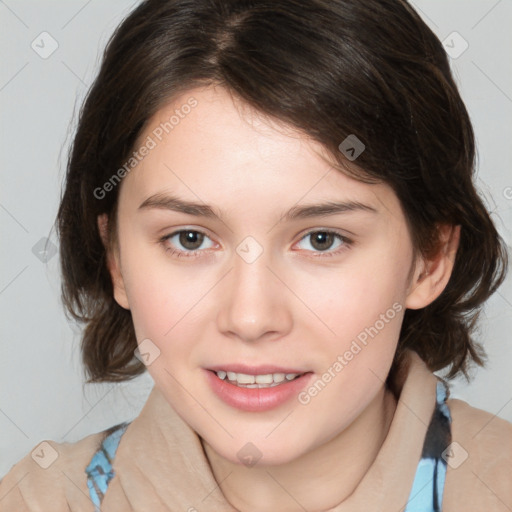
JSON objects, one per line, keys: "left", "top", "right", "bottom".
{"left": 204, "top": 369, "right": 313, "bottom": 412}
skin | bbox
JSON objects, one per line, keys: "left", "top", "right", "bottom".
{"left": 99, "top": 85, "right": 460, "bottom": 511}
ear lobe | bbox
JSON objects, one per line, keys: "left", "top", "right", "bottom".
{"left": 405, "top": 224, "right": 461, "bottom": 310}
{"left": 97, "top": 214, "right": 130, "bottom": 310}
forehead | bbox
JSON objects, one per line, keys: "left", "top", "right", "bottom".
{"left": 119, "top": 85, "right": 402, "bottom": 221}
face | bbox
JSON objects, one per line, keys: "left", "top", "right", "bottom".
{"left": 107, "top": 85, "right": 419, "bottom": 465}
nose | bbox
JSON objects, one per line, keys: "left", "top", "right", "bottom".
{"left": 216, "top": 248, "right": 293, "bottom": 344}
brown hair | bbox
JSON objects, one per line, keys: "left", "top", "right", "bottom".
{"left": 56, "top": 0, "right": 508, "bottom": 383}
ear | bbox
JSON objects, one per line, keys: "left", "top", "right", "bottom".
{"left": 405, "top": 224, "right": 461, "bottom": 310}
{"left": 97, "top": 214, "right": 130, "bottom": 310}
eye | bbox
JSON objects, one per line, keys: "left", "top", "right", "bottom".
{"left": 160, "top": 229, "right": 215, "bottom": 258}
{"left": 295, "top": 230, "right": 352, "bottom": 256}
{"left": 159, "top": 228, "right": 352, "bottom": 259}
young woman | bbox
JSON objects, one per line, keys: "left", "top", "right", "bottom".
{"left": 1, "top": 0, "right": 510, "bottom": 511}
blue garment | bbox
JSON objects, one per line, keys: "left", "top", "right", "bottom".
{"left": 404, "top": 380, "right": 452, "bottom": 511}
{"left": 85, "top": 422, "right": 130, "bottom": 510}
{"left": 85, "top": 380, "right": 452, "bottom": 511}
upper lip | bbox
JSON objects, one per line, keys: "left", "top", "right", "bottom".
{"left": 206, "top": 364, "right": 310, "bottom": 375}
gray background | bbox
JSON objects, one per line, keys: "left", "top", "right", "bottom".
{"left": 1, "top": 0, "right": 511, "bottom": 478}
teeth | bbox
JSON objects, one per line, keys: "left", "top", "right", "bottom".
{"left": 215, "top": 370, "right": 302, "bottom": 387}
{"left": 237, "top": 374, "right": 255, "bottom": 384}
{"left": 255, "top": 374, "right": 273, "bottom": 384}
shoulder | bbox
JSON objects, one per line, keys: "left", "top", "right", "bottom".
{"left": 448, "top": 398, "right": 512, "bottom": 458}
{"left": 0, "top": 430, "right": 106, "bottom": 511}
{"left": 442, "top": 398, "right": 512, "bottom": 512}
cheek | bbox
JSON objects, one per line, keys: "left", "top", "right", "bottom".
{"left": 118, "top": 241, "right": 192, "bottom": 339}
{"left": 120, "top": 244, "right": 219, "bottom": 373}
{"left": 123, "top": 274, "right": 174, "bottom": 341}
{"left": 304, "top": 253, "right": 409, "bottom": 344}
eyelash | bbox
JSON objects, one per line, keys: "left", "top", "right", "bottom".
{"left": 158, "top": 229, "right": 353, "bottom": 259}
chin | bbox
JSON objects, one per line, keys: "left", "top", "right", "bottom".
{"left": 208, "top": 436, "right": 309, "bottom": 467}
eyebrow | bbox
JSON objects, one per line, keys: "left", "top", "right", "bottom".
{"left": 138, "top": 192, "right": 377, "bottom": 221}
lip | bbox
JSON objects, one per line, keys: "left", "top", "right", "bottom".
{"left": 204, "top": 368, "right": 313, "bottom": 412}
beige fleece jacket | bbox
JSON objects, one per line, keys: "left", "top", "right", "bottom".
{"left": 1, "top": 351, "right": 511, "bottom": 511}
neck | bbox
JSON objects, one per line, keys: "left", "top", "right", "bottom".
{"left": 202, "top": 385, "right": 397, "bottom": 512}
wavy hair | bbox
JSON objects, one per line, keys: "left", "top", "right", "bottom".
{"left": 56, "top": 0, "right": 508, "bottom": 383}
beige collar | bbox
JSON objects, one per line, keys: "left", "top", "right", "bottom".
{"left": 101, "top": 350, "right": 437, "bottom": 511}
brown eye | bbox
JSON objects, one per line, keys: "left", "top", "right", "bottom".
{"left": 160, "top": 229, "right": 215, "bottom": 257}
{"left": 178, "top": 230, "right": 205, "bottom": 250}
{"left": 309, "top": 231, "right": 336, "bottom": 251}
{"left": 295, "top": 230, "right": 351, "bottom": 256}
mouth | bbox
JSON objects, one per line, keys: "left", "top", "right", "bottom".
{"left": 204, "top": 365, "right": 313, "bottom": 412}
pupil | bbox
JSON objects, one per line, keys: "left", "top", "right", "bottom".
{"left": 180, "top": 231, "right": 203, "bottom": 250}
{"left": 312, "top": 232, "right": 333, "bottom": 251}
